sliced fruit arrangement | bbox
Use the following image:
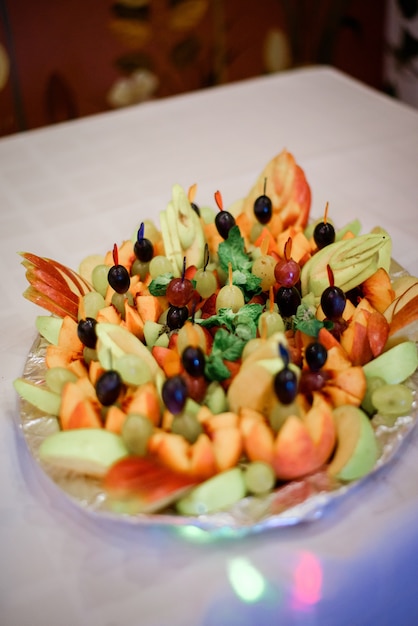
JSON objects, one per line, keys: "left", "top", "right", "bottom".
{"left": 14, "top": 149, "right": 418, "bottom": 518}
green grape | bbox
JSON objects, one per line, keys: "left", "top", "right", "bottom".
{"left": 216, "top": 284, "right": 244, "bottom": 313}
{"left": 204, "top": 381, "right": 228, "bottom": 414}
{"left": 111, "top": 293, "right": 126, "bottom": 317}
{"left": 45, "top": 367, "right": 78, "bottom": 394}
{"left": 131, "top": 258, "right": 149, "bottom": 280}
{"left": 269, "top": 401, "right": 300, "bottom": 433}
{"left": 250, "top": 222, "right": 264, "bottom": 243}
{"left": 92, "top": 264, "right": 110, "bottom": 297}
{"left": 121, "top": 413, "right": 154, "bottom": 456}
{"left": 251, "top": 255, "right": 277, "bottom": 291}
{"left": 114, "top": 354, "right": 152, "bottom": 386}
{"left": 242, "top": 337, "right": 265, "bottom": 361}
{"left": 216, "top": 264, "right": 227, "bottom": 286}
{"left": 361, "top": 376, "right": 385, "bottom": 415}
{"left": 83, "top": 347, "right": 97, "bottom": 365}
{"left": 81, "top": 291, "right": 106, "bottom": 319}
{"left": 149, "top": 255, "right": 173, "bottom": 279}
{"left": 371, "top": 383, "right": 414, "bottom": 417}
{"left": 171, "top": 412, "right": 203, "bottom": 444}
{"left": 199, "top": 206, "right": 217, "bottom": 224}
{"left": 194, "top": 268, "right": 218, "bottom": 298}
{"left": 244, "top": 461, "right": 276, "bottom": 495}
{"left": 258, "top": 310, "right": 285, "bottom": 338}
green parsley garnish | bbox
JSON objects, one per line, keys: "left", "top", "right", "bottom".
{"left": 218, "top": 226, "right": 262, "bottom": 301}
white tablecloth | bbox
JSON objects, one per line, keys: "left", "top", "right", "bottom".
{"left": 1, "top": 66, "right": 418, "bottom": 626}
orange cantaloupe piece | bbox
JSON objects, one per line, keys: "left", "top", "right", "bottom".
{"left": 96, "top": 305, "right": 121, "bottom": 325}
{"left": 67, "top": 399, "right": 103, "bottom": 429}
{"left": 105, "top": 405, "right": 128, "bottom": 434}
{"left": 122, "top": 302, "right": 145, "bottom": 340}
{"left": 136, "top": 294, "right": 163, "bottom": 324}
{"left": 151, "top": 346, "right": 182, "bottom": 377}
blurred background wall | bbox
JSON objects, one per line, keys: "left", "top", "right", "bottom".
{"left": 0, "top": 0, "right": 415, "bottom": 137}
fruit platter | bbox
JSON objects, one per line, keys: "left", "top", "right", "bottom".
{"left": 14, "top": 150, "right": 418, "bottom": 534}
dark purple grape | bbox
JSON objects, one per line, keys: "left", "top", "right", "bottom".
{"left": 254, "top": 194, "right": 272, "bottom": 224}
{"left": 275, "top": 285, "right": 301, "bottom": 317}
{"left": 108, "top": 264, "right": 130, "bottom": 294}
{"left": 96, "top": 370, "right": 122, "bottom": 406}
{"left": 274, "top": 367, "right": 298, "bottom": 404}
{"left": 313, "top": 222, "right": 335, "bottom": 249}
{"left": 166, "top": 305, "right": 189, "bottom": 330}
{"left": 182, "top": 345, "right": 206, "bottom": 377}
{"left": 321, "top": 285, "right": 346, "bottom": 320}
{"left": 305, "top": 342, "right": 328, "bottom": 371}
{"left": 162, "top": 375, "right": 188, "bottom": 414}
{"left": 134, "top": 223, "right": 154, "bottom": 262}
{"left": 134, "top": 237, "right": 153, "bottom": 262}
{"left": 215, "top": 211, "right": 236, "bottom": 239}
{"left": 77, "top": 317, "right": 97, "bottom": 349}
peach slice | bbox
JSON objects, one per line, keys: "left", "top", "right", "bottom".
{"left": 136, "top": 294, "right": 163, "bottom": 324}
{"left": 105, "top": 405, "right": 128, "bottom": 434}
{"left": 367, "top": 310, "right": 390, "bottom": 357}
{"left": 122, "top": 381, "right": 162, "bottom": 427}
{"left": 271, "top": 393, "right": 336, "bottom": 480}
{"left": 121, "top": 302, "right": 144, "bottom": 340}
{"left": 240, "top": 415, "right": 275, "bottom": 466}
{"left": 272, "top": 415, "right": 320, "bottom": 480}
{"left": 361, "top": 267, "right": 395, "bottom": 313}
{"left": 148, "top": 407, "right": 243, "bottom": 479}
{"left": 59, "top": 379, "right": 101, "bottom": 429}
{"left": 241, "top": 394, "right": 336, "bottom": 481}
{"left": 227, "top": 362, "right": 277, "bottom": 416}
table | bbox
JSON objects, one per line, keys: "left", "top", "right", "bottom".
{"left": 1, "top": 66, "right": 418, "bottom": 626}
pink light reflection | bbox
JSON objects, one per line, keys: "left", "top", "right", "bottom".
{"left": 291, "top": 551, "right": 323, "bottom": 609}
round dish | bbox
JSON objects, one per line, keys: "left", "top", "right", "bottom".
{"left": 17, "top": 328, "right": 417, "bottom": 536}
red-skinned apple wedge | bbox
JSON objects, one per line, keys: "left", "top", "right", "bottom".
{"left": 103, "top": 456, "right": 198, "bottom": 513}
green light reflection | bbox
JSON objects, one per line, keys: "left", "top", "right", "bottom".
{"left": 227, "top": 557, "right": 267, "bottom": 603}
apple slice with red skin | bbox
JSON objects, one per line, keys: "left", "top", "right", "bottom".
{"left": 103, "top": 456, "right": 198, "bottom": 513}
{"left": 21, "top": 252, "right": 92, "bottom": 295}
{"left": 20, "top": 252, "right": 93, "bottom": 320}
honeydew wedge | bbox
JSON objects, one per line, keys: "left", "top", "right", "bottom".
{"left": 160, "top": 184, "right": 206, "bottom": 276}
{"left": 143, "top": 320, "right": 167, "bottom": 348}
{"left": 39, "top": 429, "right": 129, "bottom": 478}
{"left": 95, "top": 322, "right": 164, "bottom": 379}
{"left": 301, "top": 232, "right": 391, "bottom": 301}
{"left": 14, "top": 378, "right": 61, "bottom": 416}
{"left": 35, "top": 315, "right": 64, "bottom": 345}
{"left": 362, "top": 340, "right": 417, "bottom": 385}
{"left": 176, "top": 467, "right": 246, "bottom": 516}
{"left": 328, "top": 405, "right": 379, "bottom": 481}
